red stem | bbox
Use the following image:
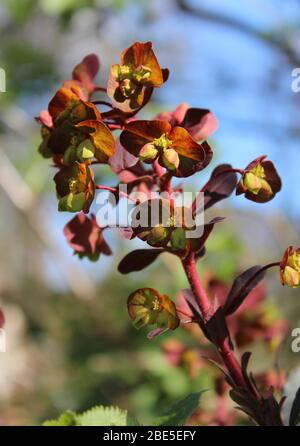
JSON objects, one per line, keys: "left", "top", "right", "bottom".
{"left": 182, "top": 254, "right": 211, "bottom": 317}
{"left": 181, "top": 253, "right": 248, "bottom": 389}
{"left": 153, "top": 159, "right": 165, "bottom": 178}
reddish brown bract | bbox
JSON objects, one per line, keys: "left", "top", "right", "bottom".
{"left": 120, "top": 120, "right": 213, "bottom": 177}
{"left": 236, "top": 156, "right": 281, "bottom": 203}
{"left": 64, "top": 213, "right": 111, "bottom": 261}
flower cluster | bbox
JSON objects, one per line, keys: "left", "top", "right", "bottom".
{"left": 36, "top": 41, "right": 300, "bottom": 427}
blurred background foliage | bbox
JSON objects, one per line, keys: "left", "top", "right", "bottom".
{"left": 0, "top": 0, "right": 300, "bottom": 425}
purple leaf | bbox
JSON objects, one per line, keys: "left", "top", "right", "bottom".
{"left": 118, "top": 249, "right": 165, "bottom": 274}
{"left": 188, "top": 216, "right": 225, "bottom": 253}
{"left": 181, "top": 288, "right": 202, "bottom": 316}
{"left": 109, "top": 139, "right": 138, "bottom": 173}
{"left": 72, "top": 54, "right": 100, "bottom": 91}
{"left": 200, "top": 300, "right": 233, "bottom": 349}
{"left": 202, "top": 164, "right": 238, "bottom": 210}
{"left": 181, "top": 108, "right": 218, "bottom": 141}
{"left": 223, "top": 266, "right": 266, "bottom": 316}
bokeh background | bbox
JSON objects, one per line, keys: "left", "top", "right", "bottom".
{"left": 0, "top": 0, "right": 300, "bottom": 425}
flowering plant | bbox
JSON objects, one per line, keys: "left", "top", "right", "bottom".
{"left": 34, "top": 42, "right": 300, "bottom": 426}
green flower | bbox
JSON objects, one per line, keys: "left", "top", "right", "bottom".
{"left": 280, "top": 246, "right": 300, "bottom": 287}
{"left": 54, "top": 162, "right": 95, "bottom": 213}
{"left": 127, "top": 288, "right": 179, "bottom": 330}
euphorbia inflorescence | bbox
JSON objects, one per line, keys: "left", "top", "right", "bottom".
{"left": 36, "top": 41, "right": 300, "bottom": 426}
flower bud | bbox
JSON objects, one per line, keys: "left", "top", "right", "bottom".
{"left": 280, "top": 247, "right": 300, "bottom": 287}
{"left": 237, "top": 157, "right": 281, "bottom": 203}
{"left": 58, "top": 192, "right": 86, "bottom": 213}
{"left": 76, "top": 138, "right": 95, "bottom": 162}
{"left": 139, "top": 143, "right": 158, "bottom": 162}
{"left": 162, "top": 148, "right": 179, "bottom": 170}
{"left": 243, "top": 172, "right": 262, "bottom": 195}
{"left": 282, "top": 266, "right": 299, "bottom": 287}
{"left": 54, "top": 163, "right": 95, "bottom": 214}
{"left": 138, "top": 225, "right": 170, "bottom": 247}
{"left": 170, "top": 228, "right": 187, "bottom": 250}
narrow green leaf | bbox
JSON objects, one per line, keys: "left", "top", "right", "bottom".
{"left": 154, "top": 391, "right": 206, "bottom": 426}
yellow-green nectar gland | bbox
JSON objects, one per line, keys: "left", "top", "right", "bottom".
{"left": 68, "top": 178, "right": 79, "bottom": 194}
{"left": 132, "top": 65, "right": 151, "bottom": 83}
{"left": 153, "top": 134, "right": 172, "bottom": 151}
{"left": 153, "top": 134, "right": 179, "bottom": 170}
{"left": 117, "top": 64, "right": 151, "bottom": 97}
{"left": 152, "top": 296, "right": 161, "bottom": 312}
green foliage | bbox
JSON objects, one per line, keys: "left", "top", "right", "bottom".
{"left": 2, "top": 0, "right": 37, "bottom": 23}
{"left": 44, "top": 410, "right": 77, "bottom": 426}
{"left": 43, "top": 392, "right": 204, "bottom": 426}
{"left": 78, "top": 406, "right": 137, "bottom": 426}
{"left": 153, "top": 391, "right": 205, "bottom": 426}
{"left": 44, "top": 406, "right": 136, "bottom": 426}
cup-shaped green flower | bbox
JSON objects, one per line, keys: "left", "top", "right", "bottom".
{"left": 280, "top": 246, "right": 300, "bottom": 287}
{"left": 60, "top": 119, "right": 115, "bottom": 165}
{"left": 75, "top": 120, "right": 116, "bottom": 162}
{"left": 120, "top": 120, "right": 213, "bottom": 177}
{"left": 131, "top": 198, "right": 174, "bottom": 248}
{"left": 38, "top": 85, "right": 104, "bottom": 161}
{"left": 131, "top": 199, "right": 224, "bottom": 254}
{"left": 236, "top": 156, "right": 281, "bottom": 203}
{"left": 127, "top": 288, "right": 179, "bottom": 330}
{"left": 54, "top": 162, "right": 95, "bottom": 213}
{"left": 107, "top": 41, "right": 167, "bottom": 112}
